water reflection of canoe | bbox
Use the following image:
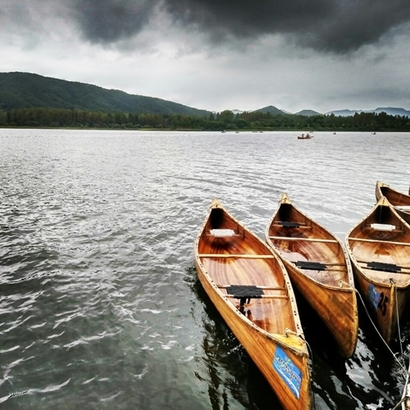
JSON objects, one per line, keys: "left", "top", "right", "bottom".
{"left": 265, "top": 193, "right": 358, "bottom": 358}
{"left": 346, "top": 196, "right": 410, "bottom": 345}
{"left": 195, "top": 199, "right": 312, "bottom": 410}
{"left": 375, "top": 181, "right": 410, "bottom": 224}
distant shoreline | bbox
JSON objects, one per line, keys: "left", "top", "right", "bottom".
{"left": 1, "top": 126, "right": 406, "bottom": 133}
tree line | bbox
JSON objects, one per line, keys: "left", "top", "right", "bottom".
{"left": 1, "top": 107, "right": 410, "bottom": 131}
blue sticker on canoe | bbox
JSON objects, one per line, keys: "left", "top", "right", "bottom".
{"left": 273, "top": 346, "right": 302, "bottom": 399}
{"left": 368, "top": 284, "right": 380, "bottom": 310}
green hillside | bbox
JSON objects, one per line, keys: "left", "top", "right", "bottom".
{"left": 0, "top": 72, "right": 210, "bottom": 116}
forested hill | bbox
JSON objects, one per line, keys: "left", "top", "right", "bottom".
{"left": 0, "top": 72, "right": 210, "bottom": 116}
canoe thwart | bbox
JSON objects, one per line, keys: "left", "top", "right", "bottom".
{"left": 349, "top": 237, "right": 410, "bottom": 246}
{"left": 198, "top": 253, "right": 274, "bottom": 258}
{"left": 268, "top": 235, "right": 338, "bottom": 243}
{"left": 295, "top": 260, "right": 327, "bottom": 271}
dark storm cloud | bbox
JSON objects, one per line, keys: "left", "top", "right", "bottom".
{"left": 72, "top": 0, "right": 156, "bottom": 43}
{"left": 6, "top": 0, "right": 410, "bottom": 53}
{"left": 164, "top": 0, "right": 410, "bottom": 54}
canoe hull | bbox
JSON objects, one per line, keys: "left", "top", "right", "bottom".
{"left": 346, "top": 196, "right": 410, "bottom": 345}
{"left": 195, "top": 258, "right": 312, "bottom": 410}
{"left": 265, "top": 193, "right": 358, "bottom": 358}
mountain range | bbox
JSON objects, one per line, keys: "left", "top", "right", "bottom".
{"left": 1, "top": 72, "right": 410, "bottom": 118}
{"left": 252, "top": 106, "right": 410, "bottom": 117}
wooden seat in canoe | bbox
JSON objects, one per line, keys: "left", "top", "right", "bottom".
{"left": 221, "top": 285, "right": 288, "bottom": 303}
{"left": 369, "top": 223, "right": 397, "bottom": 231}
{"left": 295, "top": 261, "right": 327, "bottom": 271}
{"left": 367, "top": 261, "right": 401, "bottom": 273}
{"left": 271, "top": 221, "right": 309, "bottom": 228}
{"left": 279, "top": 221, "right": 302, "bottom": 228}
{"left": 216, "top": 284, "right": 286, "bottom": 291}
{"left": 356, "top": 260, "right": 410, "bottom": 273}
{"left": 226, "top": 285, "right": 264, "bottom": 297}
{"left": 208, "top": 228, "right": 238, "bottom": 237}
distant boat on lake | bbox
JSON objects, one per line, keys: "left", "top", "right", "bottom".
{"left": 297, "top": 133, "right": 313, "bottom": 140}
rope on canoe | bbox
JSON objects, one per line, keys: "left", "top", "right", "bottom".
{"left": 387, "top": 280, "right": 408, "bottom": 410}
{"left": 349, "top": 285, "right": 406, "bottom": 374}
{"left": 393, "top": 280, "right": 404, "bottom": 358}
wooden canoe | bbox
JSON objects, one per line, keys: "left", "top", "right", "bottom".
{"left": 195, "top": 199, "right": 312, "bottom": 410}
{"left": 345, "top": 196, "right": 410, "bottom": 345}
{"left": 375, "top": 181, "right": 410, "bottom": 224}
{"left": 265, "top": 193, "right": 359, "bottom": 358}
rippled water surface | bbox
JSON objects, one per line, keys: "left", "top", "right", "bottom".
{"left": 1, "top": 129, "right": 410, "bottom": 409}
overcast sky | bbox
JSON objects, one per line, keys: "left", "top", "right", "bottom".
{"left": 1, "top": 0, "right": 410, "bottom": 113}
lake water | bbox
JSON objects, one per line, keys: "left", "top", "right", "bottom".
{"left": 1, "top": 128, "right": 410, "bottom": 409}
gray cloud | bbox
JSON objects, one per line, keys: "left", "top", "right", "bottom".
{"left": 72, "top": 0, "right": 156, "bottom": 43}
{"left": 62, "top": 0, "right": 410, "bottom": 53}
{"left": 2, "top": 0, "right": 410, "bottom": 53}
